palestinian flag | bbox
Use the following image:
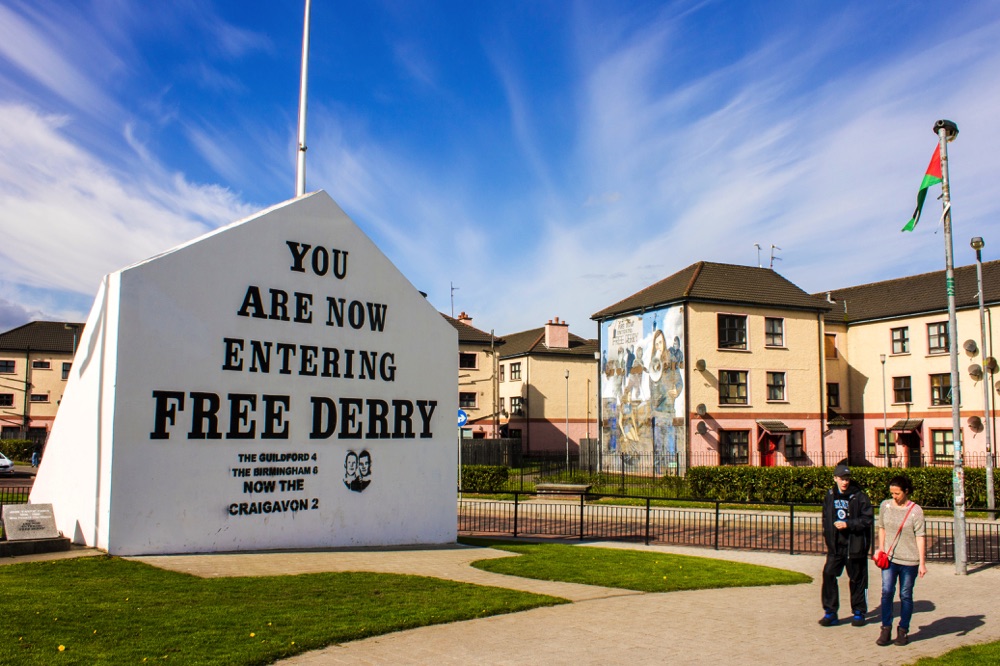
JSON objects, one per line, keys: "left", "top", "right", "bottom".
{"left": 902, "top": 144, "right": 942, "bottom": 232}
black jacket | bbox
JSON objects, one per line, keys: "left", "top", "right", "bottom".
{"left": 822, "top": 481, "right": 874, "bottom": 558}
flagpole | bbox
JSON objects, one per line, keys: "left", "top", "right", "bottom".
{"left": 935, "top": 118, "right": 967, "bottom": 575}
{"left": 295, "top": 0, "right": 312, "bottom": 197}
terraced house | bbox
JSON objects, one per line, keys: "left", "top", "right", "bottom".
{"left": 591, "top": 259, "right": 999, "bottom": 473}
{"left": 0, "top": 321, "right": 84, "bottom": 445}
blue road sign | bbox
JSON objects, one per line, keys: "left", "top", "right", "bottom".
{"left": 457, "top": 410, "right": 468, "bottom": 427}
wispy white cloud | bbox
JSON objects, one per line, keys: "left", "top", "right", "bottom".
{"left": 0, "top": 103, "right": 252, "bottom": 312}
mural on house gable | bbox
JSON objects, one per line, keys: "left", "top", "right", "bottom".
{"left": 600, "top": 304, "right": 686, "bottom": 474}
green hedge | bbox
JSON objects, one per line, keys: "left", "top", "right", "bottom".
{"left": 461, "top": 465, "right": 510, "bottom": 492}
{"left": 686, "top": 465, "right": 995, "bottom": 508}
{"left": 0, "top": 439, "right": 33, "bottom": 462}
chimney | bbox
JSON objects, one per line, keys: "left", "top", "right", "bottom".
{"left": 545, "top": 316, "right": 569, "bottom": 349}
{"left": 457, "top": 311, "right": 472, "bottom": 324}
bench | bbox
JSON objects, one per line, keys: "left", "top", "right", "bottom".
{"left": 535, "top": 483, "right": 593, "bottom": 497}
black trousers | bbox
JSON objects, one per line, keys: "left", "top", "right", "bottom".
{"left": 821, "top": 552, "right": 868, "bottom": 614}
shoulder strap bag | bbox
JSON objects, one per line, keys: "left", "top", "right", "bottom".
{"left": 873, "top": 501, "right": 915, "bottom": 569}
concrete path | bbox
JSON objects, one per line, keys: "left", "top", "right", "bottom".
{"left": 137, "top": 542, "right": 1000, "bottom": 666}
{"left": 6, "top": 542, "right": 998, "bottom": 665}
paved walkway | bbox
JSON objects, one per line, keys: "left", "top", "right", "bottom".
{"left": 6, "top": 542, "right": 999, "bottom": 665}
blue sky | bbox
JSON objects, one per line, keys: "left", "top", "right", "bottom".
{"left": 1, "top": 1, "right": 999, "bottom": 337}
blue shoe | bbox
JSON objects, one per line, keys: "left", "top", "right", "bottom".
{"left": 851, "top": 611, "right": 865, "bottom": 627}
{"left": 818, "top": 612, "right": 839, "bottom": 626}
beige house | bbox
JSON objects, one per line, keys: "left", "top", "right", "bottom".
{"left": 593, "top": 262, "right": 838, "bottom": 472}
{"left": 823, "top": 259, "right": 1000, "bottom": 467}
{"left": 443, "top": 312, "right": 503, "bottom": 438}
{"left": 496, "top": 317, "right": 599, "bottom": 456}
{"left": 0, "top": 321, "right": 84, "bottom": 444}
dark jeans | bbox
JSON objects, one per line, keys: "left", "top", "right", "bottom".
{"left": 822, "top": 553, "right": 868, "bottom": 614}
{"left": 880, "top": 562, "right": 918, "bottom": 629}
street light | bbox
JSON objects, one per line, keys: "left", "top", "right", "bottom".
{"left": 972, "top": 236, "right": 995, "bottom": 518}
{"left": 881, "top": 354, "right": 890, "bottom": 468}
{"left": 565, "top": 369, "right": 570, "bottom": 474}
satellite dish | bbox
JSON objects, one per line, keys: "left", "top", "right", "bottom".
{"left": 969, "top": 364, "right": 984, "bottom": 381}
{"left": 696, "top": 403, "right": 707, "bottom": 416}
{"left": 695, "top": 359, "right": 707, "bottom": 371}
{"left": 963, "top": 339, "right": 979, "bottom": 355}
{"left": 986, "top": 357, "right": 999, "bottom": 374}
{"left": 968, "top": 416, "right": 984, "bottom": 433}
{"left": 696, "top": 422, "right": 708, "bottom": 435}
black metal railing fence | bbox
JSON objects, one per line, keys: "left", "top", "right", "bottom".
{"left": 458, "top": 492, "right": 1000, "bottom": 563}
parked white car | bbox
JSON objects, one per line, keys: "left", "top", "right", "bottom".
{"left": 0, "top": 451, "right": 13, "bottom": 474}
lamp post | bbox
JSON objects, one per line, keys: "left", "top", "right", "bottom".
{"left": 565, "top": 369, "right": 570, "bottom": 474}
{"left": 972, "top": 236, "right": 995, "bottom": 518}
{"left": 881, "top": 354, "right": 890, "bottom": 468}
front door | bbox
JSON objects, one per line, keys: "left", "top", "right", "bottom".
{"left": 899, "top": 432, "right": 921, "bottom": 467}
{"left": 760, "top": 435, "right": 779, "bottom": 467}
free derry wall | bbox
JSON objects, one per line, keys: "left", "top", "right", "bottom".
{"left": 30, "top": 192, "right": 458, "bottom": 556}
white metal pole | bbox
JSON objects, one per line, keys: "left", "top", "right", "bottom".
{"left": 881, "top": 354, "right": 889, "bottom": 468}
{"left": 936, "top": 119, "right": 967, "bottom": 574}
{"left": 973, "top": 238, "right": 996, "bottom": 518}
{"left": 565, "top": 370, "right": 570, "bottom": 473}
{"left": 295, "top": 0, "right": 312, "bottom": 196}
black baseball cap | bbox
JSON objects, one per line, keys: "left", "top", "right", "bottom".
{"left": 833, "top": 463, "right": 851, "bottom": 478}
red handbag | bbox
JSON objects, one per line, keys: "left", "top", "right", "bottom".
{"left": 873, "top": 502, "right": 915, "bottom": 569}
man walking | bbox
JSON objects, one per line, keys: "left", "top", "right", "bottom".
{"left": 820, "top": 463, "right": 874, "bottom": 627}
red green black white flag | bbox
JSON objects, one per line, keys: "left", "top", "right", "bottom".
{"left": 902, "top": 144, "right": 943, "bottom": 232}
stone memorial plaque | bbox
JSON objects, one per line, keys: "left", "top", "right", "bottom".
{"left": 2, "top": 503, "right": 60, "bottom": 541}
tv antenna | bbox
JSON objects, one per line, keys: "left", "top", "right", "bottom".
{"left": 770, "top": 244, "right": 782, "bottom": 269}
{"left": 753, "top": 243, "right": 762, "bottom": 268}
{"left": 450, "top": 282, "right": 459, "bottom": 317}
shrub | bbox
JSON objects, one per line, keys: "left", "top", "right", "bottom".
{"left": 0, "top": 439, "right": 34, "bottom": 462}
{"left": 686, "top": 465, "right": 993, "bottom": 508}
{"left": 461, "top": 465, "right": 510, "bottom": 492}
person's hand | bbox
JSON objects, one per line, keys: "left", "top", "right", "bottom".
{"left": 918, "top": 563, "right": 927, "bottom": 578}
{"left": 834, "top": 520, "right": 847, "bottom": 529}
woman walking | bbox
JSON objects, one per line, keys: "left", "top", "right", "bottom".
{"left": 875, "top": 475, "right": 927, "bottom": 646}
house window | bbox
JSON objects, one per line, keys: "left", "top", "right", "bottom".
{"left": 893, "top": 376, "right": 912, "bottom": 404}
{"left": 499, "top": 364, "right": 505, "bottom": 382}
{"left": 30, "top": 394, "right": 49, "bottom": 403}
{"left": 510, "top": 396, "right": 524, "bottom": 415}
{"left": 718, "top": 314, "right": 748, "bottom": 349}
{"left": 719, "top": 370, "right": 748, "bottom": 405}
{"left": 877, "top": 430, "right": 897, "bottom": 456}
{"left": 459, "top": 352, "right": 477, "bottom": 369}
{"left": 927, "top": 322, "right": 948, "bottom": 354}
{"left": 785, "top": 431, "right": 804, "bottom": 459}
{"left": 766, "top": 372, "right": 786, "bottom": 401}
{"left": 764, "top": 318, "right": 784, "bottom": 347}
{"left": 0, "top": 360, "right": 14, "bottom": 373}
{"left": 459, "top": 392, "right": 477, "bottom": 409}
{"left": 0, "top": 393, "right": 13, "bottom": 407}
{"left": 510, "top": 362, "right": 522, "bottom": 381}
{"left": 508, "top": 429, "right": 522, "bottom": 439}
{"left": 824, "top": 333, "right": 838, "bottom": 359}
{"left": 891, "top": 327, "right": 910, "bottom": 354}
{"left": 499, "top": 397, "right": 505, "bottom": 413}
{"left": 932, "top": 429, "right": 954, "bottom": 460}
{"left": 32, "top": 360, "right": 51, "bottom": 370}
{"left": 720, "top": 430, "right": 749, "bottom": 465}
{"left": 62, "top": 362, "right": 72, "bottom": 380}
{"left": 826, "top": 383, "right": 840, "bottom": 409}
{"left": 930, "top": 373, "right": 952, "bottom": 406}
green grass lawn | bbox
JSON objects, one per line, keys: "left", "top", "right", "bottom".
{"left": 911, "top": 641, "right": 1000, "bottom": 665}
{"left": 462, "top": 538, "right": 812, "bottom": 592}
{"left": 0, "top": 555, "right": 566, "bottom": 665}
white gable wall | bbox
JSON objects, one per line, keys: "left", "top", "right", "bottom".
{"left": 31, "top": 192, "right": 457, "bottom": 555}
